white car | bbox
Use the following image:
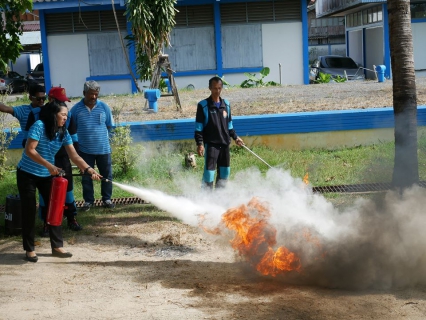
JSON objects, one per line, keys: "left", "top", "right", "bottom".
{"left": 310, "top": 55, "right": 365, "bottom": 83}
{"left": 0, "top": 77, "right": 7, "bottom": 94}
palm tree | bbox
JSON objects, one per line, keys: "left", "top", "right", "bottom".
{"left": 0, "top": 0, "right": 33, "bottom": 72}
{"left": 125, "top": 0, "right": 177, "bottom": 82}
{"left": 388, "top": 0, "right": 419, "bottom": 189}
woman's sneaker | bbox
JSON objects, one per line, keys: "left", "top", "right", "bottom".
{"left": 80, "top": 202, "right": 93, "bottom": 212}
{"left": 102, "top": 200, "right": 115, "bottom": 209}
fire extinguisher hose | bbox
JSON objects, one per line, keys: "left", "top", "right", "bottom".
{"left": 70, "top": 173, "right": 113, "bottom": 183}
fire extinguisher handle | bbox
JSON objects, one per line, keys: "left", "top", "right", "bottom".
{"left": 71, "top": 172, "right": 112, "bottom": 183}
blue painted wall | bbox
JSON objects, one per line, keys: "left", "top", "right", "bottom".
{"left": 7, "top": 106, "right": 426, "bottom": 149}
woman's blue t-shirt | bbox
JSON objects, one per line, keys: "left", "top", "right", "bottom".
{"left": 18, "top": 120, "right": 72, "bottom": 177}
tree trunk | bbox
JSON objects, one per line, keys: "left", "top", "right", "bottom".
{"left": 388, "top": 0, "right": 419, "bottom": 189}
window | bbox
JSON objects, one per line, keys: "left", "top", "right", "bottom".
{"left": 45, "top": 10, "right": 127, "bottom": 34}
{"left": 175, "top": 5, "right": 214, "bottom": 27}
{"left": 372, "top": 7, "right": 378, "bottom": 22}
{"left": 166, "top": 5, "right": 215, "bottom": 72}
{"left": 378, "top": 8, "right": 383, "bottom": 21}
{"left": 87, "top": 32, "right": 128, "bottom": 76}
{"left": 347, "top": 14, "right": 353, "bottom": 27}
{"left": 363, "top": 10, "right": 368, "bottom": 25}
{"left": 368, "top": 8, "right": 373, "bottom": 24}
{"left": 221, "top": 0, "right": 301, "bottom": 24}
{"left": 165, "top": 27, "right": 216, "bottom": 72}
{"left": 222, "top": 24, "right": 263, "bottom": 68}
{"left": 325, "top": 57, "right": 358, "bottom": 69}
{"left": 411, "top": 3, "right": 426, "bottom": 18}
{"left": 349, "top": 6, "right": 383, "bottom": 27}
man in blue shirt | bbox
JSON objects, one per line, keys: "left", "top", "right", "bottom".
{"left": 70, "top": 80, "right": 115, "bottom": 211}
{"left": 0, "top": 85, "right": 46, "bottom": 146}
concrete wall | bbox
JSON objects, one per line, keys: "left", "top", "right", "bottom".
{"left": 7, "top": 106, "right": 426, "bottom": 166}
{"left": 47, "top": 34, "right": 131, "bottom": 98}
{"left": 10, "top": 54, "right": 30, "bottom": 76}
{"left": 261, "top": 22, "right": 303, "bottom": 85}
{"left": 45, "top": 20, "right": 304, "bottom": 95}
{"left": 348, "top": 29, "right": 363, "bottom": 66}
{"left": 10, "top": 53, "right": 41, "bottom": 76}
{"left": 365, "top": 26, "right": 384, "bottom": 79}
{"left": 412, "top": 22, "right": 426, "bottom": 71}
{"left": 147, "top": 22, "right": 304, "bottom": 90}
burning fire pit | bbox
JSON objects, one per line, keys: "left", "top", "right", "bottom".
{"left": 200, "top": 197, "right": 302, "bottom": 276}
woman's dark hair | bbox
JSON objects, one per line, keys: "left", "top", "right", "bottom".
{"left": 39, "top": 101, "right": 65, "bottom": 141}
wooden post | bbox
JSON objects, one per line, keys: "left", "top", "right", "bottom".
{"left": 149, "top": 54, "right": 181, "bottom": 111}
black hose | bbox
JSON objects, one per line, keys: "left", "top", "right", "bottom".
{"left": 70, "top": 172, "right": 112, "bottom": 182}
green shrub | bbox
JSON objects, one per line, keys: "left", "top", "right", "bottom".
{"left": 110, "top": 125, "right": 141, "bottom": 176}
{"left": 315, "top": 72, "right": 332, "bottom": 84}
{"left": 0, "top": 102, "right": 19, "bottom": 179}
{"left": 240, "top": 67, "right": 279, "bottom": 88}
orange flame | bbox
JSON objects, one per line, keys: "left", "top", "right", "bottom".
{"left": 303, "top": 172, "right": 309, "bottom": 185}
{"left": 198, "top": 214, "right": 222, "bottom": 235}
{"left": 221, "top": 198, "right": 301, "bottom": 276}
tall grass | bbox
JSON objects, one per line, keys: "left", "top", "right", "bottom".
{"left": 2, "top": 137, "right": 426, "bottom": 239}
{"left": 3, "top": 136, "right": 426, "bottom": 206}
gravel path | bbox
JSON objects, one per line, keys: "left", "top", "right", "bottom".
{"left": 101, "top": 77, "right": 426, "bottom": 123}
{"left": 2, "top": 78, "right": 426, "bottom": 125}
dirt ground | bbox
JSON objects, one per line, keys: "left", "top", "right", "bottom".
{"left": 2, "top": 203, "right": 426, "bottom": 320}
{"left": 2, "top": 80, "right": 426, "bottom": 319}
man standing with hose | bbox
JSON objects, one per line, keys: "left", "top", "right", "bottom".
{"left": 194, "top": 76, "right": 244, "bottom": 189}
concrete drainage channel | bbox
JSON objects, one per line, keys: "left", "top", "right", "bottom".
{"left": 74, "top": 197, "right": 148, "bottom": 208}
{"left": 312, "top": 181, "right": 426, "bottom": 193}
{"left": 0, "top": 197, "right": 148, "bottom": 213}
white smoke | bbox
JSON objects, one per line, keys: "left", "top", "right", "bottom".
{"left": 113, "top": 166, "right": 426, "bottom": 289}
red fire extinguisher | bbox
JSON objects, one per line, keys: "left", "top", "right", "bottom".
{"left": 46, "top": 173, "right": 68, "bottom": 226}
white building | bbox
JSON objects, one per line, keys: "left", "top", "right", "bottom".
{"left": 32, "top": 0, "right": 310, "bottom": 97}
{"left": 315, "top": 0, "right": 426, "bottom": 79}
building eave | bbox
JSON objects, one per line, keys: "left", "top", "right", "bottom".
{"left": 32, "top": 0, "right": 126, "bottom": 10}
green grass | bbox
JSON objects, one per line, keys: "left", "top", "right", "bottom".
{"left": 4, "top": 136, "right": 426, "bottom": 206}
{"left": 1, "top": 95, "right": 31, "bottom": 106}
{"left": 2, "top": 136, "right": 426, "bottom": 240}
{"left": 0, "top": 203, "right": 177, "bottom": 240}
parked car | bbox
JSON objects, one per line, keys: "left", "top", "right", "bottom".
{"left": 309, "top": 55, "right": 365, "bottom": 83}
{"left": 0, "top": 77, "right": 7, "bottom": 94}
{"left": 0, "top": 70, "right": 28, "bottom": 94}
{"left": 26, "top": 62, "right": 45, "bottom": 87}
